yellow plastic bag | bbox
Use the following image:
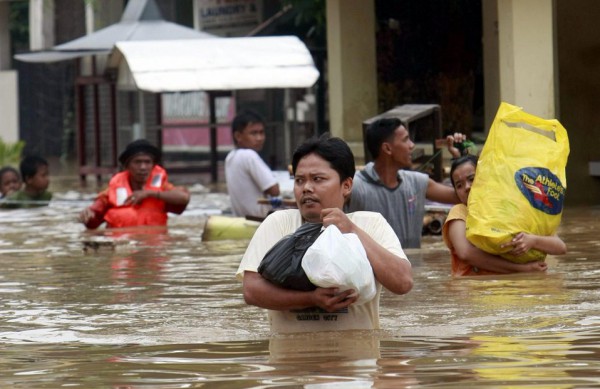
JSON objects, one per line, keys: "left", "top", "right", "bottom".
{"left": 466, "top": 102, "right": 569, "bottom": 263}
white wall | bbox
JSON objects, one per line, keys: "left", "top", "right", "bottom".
{"left": 0, "top": 2, "right": 10, "bottom": 70}
{"left": 0, "top": 71, "right": 19, "bottom": 143}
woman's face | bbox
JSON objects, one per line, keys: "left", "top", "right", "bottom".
{"left": 451, "top": 162, "right": 476, "bottom": 205}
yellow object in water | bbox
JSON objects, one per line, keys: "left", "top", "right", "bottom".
{"left": 466, "top": 102, "right": 569, "bottom": 263}
{"left": 201, "top": 215, "right": 261, "bottom": 241}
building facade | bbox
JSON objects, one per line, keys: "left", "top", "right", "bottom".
{"left": 3, "top": 0, "right": 600, "bottom": 204}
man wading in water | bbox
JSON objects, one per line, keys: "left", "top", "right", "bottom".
{"left": 236, "top": 135, "right": 413, "bottom": 333}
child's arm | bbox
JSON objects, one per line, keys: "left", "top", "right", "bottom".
{"left": 446, "top": 133, "right": 467, "bottom": 158}
{"left": 500, "top": 232, "right": 567, "bottom": 257}
{"left": 447, "top": 219, "right": 547, "bottom": 273}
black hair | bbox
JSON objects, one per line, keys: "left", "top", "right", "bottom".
{"left": 449, "top": 154, "right": 478, "bottom": 187}
{"left": 0, "top": 166, "right": 20, "bottom": 182}
{"left": 232, "top": 109, "right": 264, "bottom": 135}
{"left": 291, "top": 133, "right": 355, "bottom": 182}
{"left": 118, "top": 139, "right": 161, "bottom": 166}
{"left": 20, "top": 155, "right": 48, "bottom": 181}
{"left": 365, "top": 117, "right": 406, "bottom": 159}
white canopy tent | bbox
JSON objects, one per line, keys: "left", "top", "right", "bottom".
{"left": 107, "top": 35, "right": 320, "bottom": 182}
{"left": 107, "top": 36, "right": 320, "bottom": 92}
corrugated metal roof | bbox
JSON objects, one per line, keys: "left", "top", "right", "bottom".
{"left": 14, "top": 0, "right": 215, "bottom": 63}
{"left": 54, "top": 20, "right": 215, "bottom": 52}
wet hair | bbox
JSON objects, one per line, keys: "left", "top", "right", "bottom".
{"left": 118, "top": 139, "right": 161, "bottom": 166}
{"left": 365, "top": 117, "right": 406, "bottom": 159}
{"left": 20, "top": 155, "right": 48, "bottom": 181}
{"left": 291, "top": 133, "right": 355, "bottom": 182}
{"left": 450, "top": 154, "right": 478, "bottom": 188}
{"left": 0, "top": 166, "right": 20, "bottom": 183}
{"left": 232, "top": 109, "right": 264, "bottom": 135}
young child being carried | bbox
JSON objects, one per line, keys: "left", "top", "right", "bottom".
{"left": 442, "top": 154, "right": 566, "bottom": 276}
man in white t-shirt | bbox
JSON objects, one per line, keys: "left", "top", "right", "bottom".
{"left": 225, "top": 110, "right": 280, "bottom": 218}
{"left": 236, "top": 135, "right": 413, "bottom": 333}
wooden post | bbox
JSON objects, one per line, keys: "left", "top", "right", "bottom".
{"left": 208, "top": 91, "right": 218, "bottom": 183}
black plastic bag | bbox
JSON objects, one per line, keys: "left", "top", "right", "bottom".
{"left": 257, "top": 222, "right": 323, "bottom": 291}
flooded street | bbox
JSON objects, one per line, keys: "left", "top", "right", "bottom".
{"left": 1, "top": 181, "right": 600, "bottom": 387}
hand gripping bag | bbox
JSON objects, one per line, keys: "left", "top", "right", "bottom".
{"left": 301, "top": 225, "right": 376, "bottom": 305}
{"left": 257, "top": 222, "right": 322, "bottom": 291}
{"left": 466, "top": 102, "right": 569, "bottom": 263}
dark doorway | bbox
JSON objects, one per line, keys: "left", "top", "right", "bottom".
{"left": 375, "top": 0, "right": 484, "bottom": 137}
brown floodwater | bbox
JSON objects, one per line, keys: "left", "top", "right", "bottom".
{"left": 1, "top": 185, "right": 600, "bottom": 388}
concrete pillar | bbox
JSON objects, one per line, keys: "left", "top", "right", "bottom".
{"left": 0, "top": 3, "right": 18, "bottom": 143}
{"left": 85, "top": 1, "right": 95, "bottom": 35}
{"left": 29, "top": 0, "right": 55, "bottom": 50}
{"left": 81, "top": 0, "right": 124, "bottom": 75}
{"left": 481, "top": 0, "right": 500, "bottom": 132}
{"left": 0, "top": 72, "right": 20, "bottom": 143}
{"left": 497, "top": 0, "right": 556, "bottom": 118}
{"left": 326, "top": 0, "right": 378, "bottom": 162}
{"left": 0, "top": 2, "right": 10, "bottom": 70}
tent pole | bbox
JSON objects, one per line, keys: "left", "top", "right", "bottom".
{"left": 156, "top": 93, "right": 163, "bottom": 152}
{"left": 110, "top": 82, "right": 117, "bottom": 168}
{"left": 283, "top": 89, "right": 292, "bottom": 165}
{"left": 138, "top": 90, "right": 146, "bottom": 139}
{"left": 92, "top": 56, "right": 101, "bottom": 184}
{"left": 208, "top": 91, "right": 218, "bottom": 183}
{"left": 75, "top": 58, "right": 87, "bottom": 186}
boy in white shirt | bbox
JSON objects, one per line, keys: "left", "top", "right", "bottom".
{"left": 225, "top": 110, "right": 280, "bottom": 218}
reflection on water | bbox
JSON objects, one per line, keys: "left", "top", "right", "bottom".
{"left": 2, "top": 191, "right": 600, "bottom": 387}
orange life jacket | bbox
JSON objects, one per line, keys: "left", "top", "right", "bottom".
{"left": 104, "top": 165, "right": 168, "bottom": 228}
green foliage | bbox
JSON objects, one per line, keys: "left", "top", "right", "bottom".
{"left": 283, "top": 0, "right": 325, "bottom": 28}
{"left": 9, "top": 1, "right": 29, "bottom": 56}
{"left": 280, "top": 0, "right": 326, "bottom": 45}
{"left": 0, "top": 138, "right": 25, "bottom": 167}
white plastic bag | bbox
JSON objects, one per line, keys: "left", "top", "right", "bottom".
{"left": 301, "top": 225, "right": 376, "bottom": 305}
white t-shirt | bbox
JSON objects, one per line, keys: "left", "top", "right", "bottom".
{"left": 225, "top": 148, "right": 277, "bottom": 218}
{"left": 236, "top": 209, "right": 409, "bottom": 333}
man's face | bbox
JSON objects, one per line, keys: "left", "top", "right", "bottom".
{"left": 385, "top": 125, "right": 414, "bottom": 168}
{"left": 234, "top": 122, "right": 266, "bottom": 151}
{"left": 293, "top": 153, "right": 352, "bottom": 223}
{"left": 27, "top": 164, "right": 49, "bottom": 192}
{"left": 126, "top": 154, "right": 154, "bottom": 186}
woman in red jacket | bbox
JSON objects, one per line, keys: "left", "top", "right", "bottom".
{"left": 79, "top": 139, "right": 190, "bottom": 229}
